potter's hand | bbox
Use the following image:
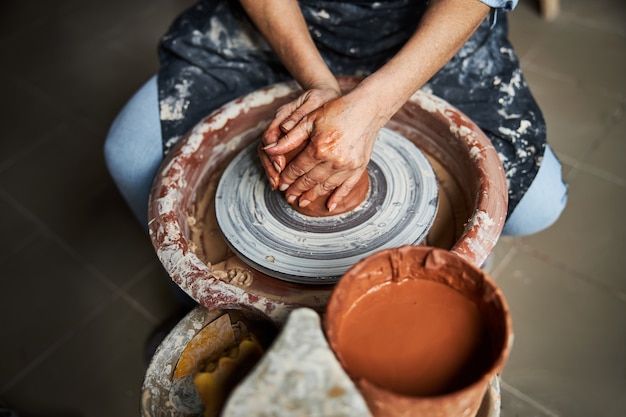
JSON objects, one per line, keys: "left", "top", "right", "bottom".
{"left": 258, "top": 86, "right": 341, "bottom": 190}
{"left": 263, "top": 93, "right": 384, "bottom": 213}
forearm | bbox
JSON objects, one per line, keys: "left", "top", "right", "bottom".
{"left": 239, "top": 0, "right": 338, "bottom": 91}
{"left": 352, "top": 0, "right": 491, "bottom": 123}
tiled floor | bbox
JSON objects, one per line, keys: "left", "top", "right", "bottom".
{"left": 0, "top": 0, "right": 624, "bottom": 416}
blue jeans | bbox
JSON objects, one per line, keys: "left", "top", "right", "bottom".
{"left": 104, "top": 76, "right": 567, "bottom": 237}
{"left": 104, "top": 76, "right": 163, "bottom": 230}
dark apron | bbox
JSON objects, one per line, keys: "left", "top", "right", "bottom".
{"left": 157, "top": 0, "right": 545, "bottom": 216}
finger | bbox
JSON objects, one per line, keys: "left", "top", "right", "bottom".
{"left": 283, "top": 172, "right": 318, "bottom": 204}
{"left": 297, "top": 171, "right": 346, "bottom": 210}
{"left": 279, "top": 106, "right": 310, "bottom": 133}
{"left": 261, "top": 103, "right": 298, "bottom": 147}
{"left": 278, "top": 143, "right": 322, "bottom": 192}
{"left": 264, "top": 121, "right": 312, "bottom": 155}
{"left": 324, "top": 171, "right": 364, "bottom": 212}
{"left": 261, "top": 119, "right": 283, "bottom": 147}
{"left": 260, "top": 140, "right": 287, "bottom": 175}
{"left": 282, "top": 157, "right": 343, "bottom": 205}
{"left": 279, "top": 95, "right": 322, "bottom": 133}
{"left": 271, "top": 154, "right": 286, "bottom": 175}
{"left": 257, "top": 145, "right": 281, "bottom": 190}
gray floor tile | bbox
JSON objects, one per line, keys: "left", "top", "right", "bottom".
{"left": 0, "top": 234, "right": 114, "bottom": 391}
{"left": 0, "top": 191, "right": 40, "bottom": 263}
{"left": 2, "top": 296, "right": 154, "bottom": 417}
{"left": 585, "top": 111, "right": 626, "bottom": 183}
{"left": 59, "top": 0, "right": 169, "bottom": 41}
{"left": 522, "top": 166, "right": 626, "bottom": 294}
{"left": 565, "top": 0, "right": 626, "bottom": 37}
{"left": 522, "top": 12, "right": 626, "bottom": 97}
{"left": 521, "top": 69, "right": 622, "bottom": 161}
{"left": 0, "top": 2, "right": 167, "bottom": 134}
{"left": 498, "top": 250, "right": 626, "bottom": 417}
{"left": 509, "top": 1, "right": 560, "bottom": 60}
{"left": 63, "top": 181, "right": 162, "bottom": 287}
{"left": 126, "top": 261, "right": 186, "bottom": 324}
{"left": 486, "top": 236, "right": 517, "bottom": 279}
{"left": 501, "top": 381, "right": 559, "bottom": 417}
{"left": 0, "top": 0, "right": 82, "bottom": 43}
{"left": 0, "top": 70, "right": 68, "bottom": 172}
{"left": 0, "top": 123, "right": 158, "bottom": 286}
{"left": 0, "top": 123, "right": 105, "bottom": 212}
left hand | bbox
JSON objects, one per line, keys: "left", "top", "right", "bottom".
{"left": 258, "top": 85, "right": 341, "bottom": 190}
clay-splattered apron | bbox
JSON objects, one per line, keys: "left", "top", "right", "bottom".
{"left": 157, "top": 0, "right": 545, "bottom": 216}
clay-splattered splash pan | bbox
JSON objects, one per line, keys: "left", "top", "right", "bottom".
{"left": 148, "top": 77, "right": 507, "bottom": 324}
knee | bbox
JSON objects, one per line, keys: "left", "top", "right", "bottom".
{"left": 102, "top": 110, "right": 164, "bottom": 194}
{"left": 502, "top": 146, "right": 568, "bottom": 236}
{"left": 103, "top": 117, "right": 139, "bottom": 186}
{"left": 503, "top": 186, "right": 568, "bottom": 236}
{"left": 103, "top": 76, "right": 162, "bottom": 186}
{"left": 103, "top": 124, "right": 123, "bottom": 179}
{"left": 102, "top": 76, "right": 163, "bottom": 225}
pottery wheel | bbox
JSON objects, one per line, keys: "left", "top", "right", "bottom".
{"left": 215, "top": 128, "right": 438, "bottom": 284}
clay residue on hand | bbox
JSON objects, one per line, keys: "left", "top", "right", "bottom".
{"left": 267, "top": 140, "right": 371, "bottom": 217}
{"left": 293, "top": 168, "right": 370, "bottom": 217}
